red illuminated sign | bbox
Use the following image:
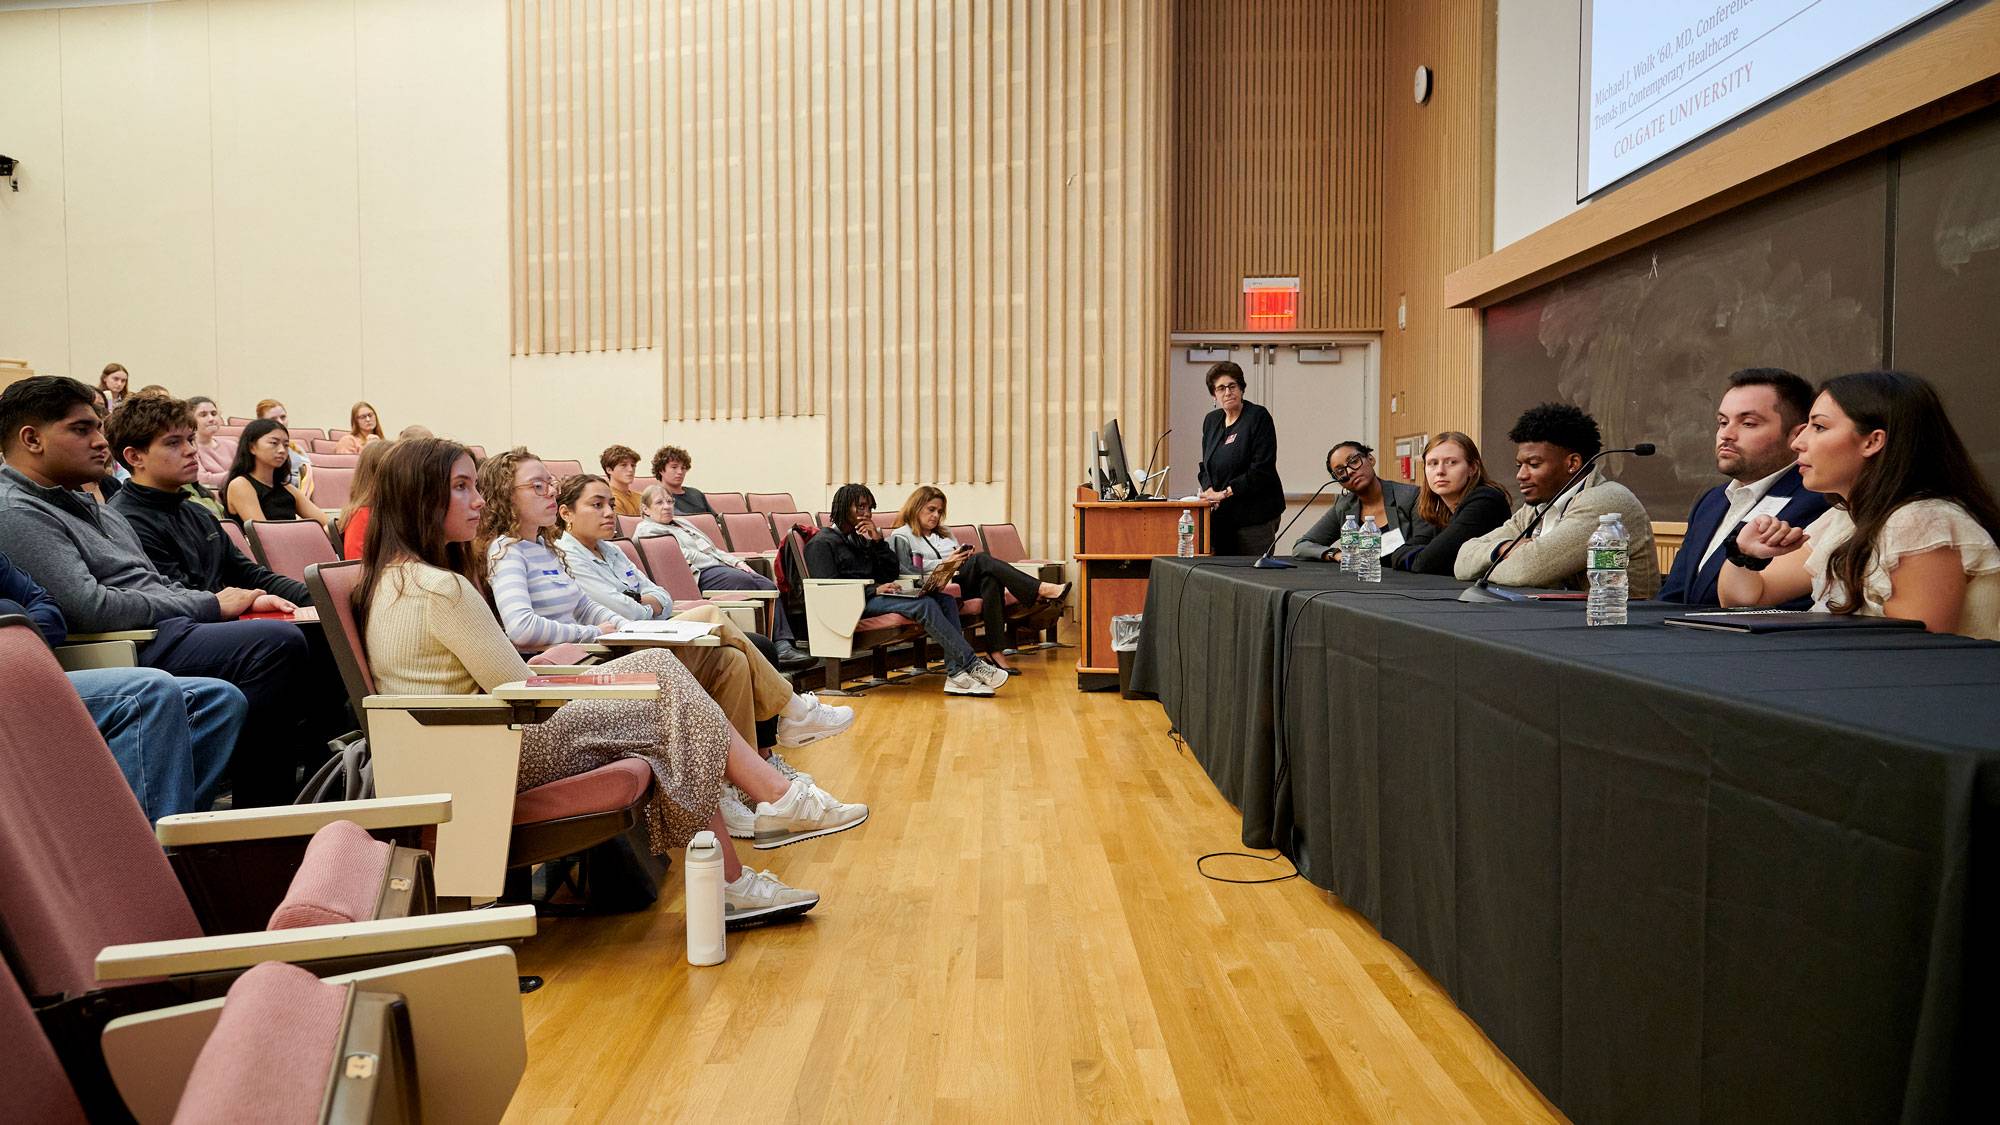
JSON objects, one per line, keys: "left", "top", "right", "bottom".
{"left": 1242, "top": 276, "right": 1300, "bottom": 331}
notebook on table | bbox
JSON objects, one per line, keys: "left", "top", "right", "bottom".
{"left": 1662, "top": 611, "right": 1926, "bottom": 634}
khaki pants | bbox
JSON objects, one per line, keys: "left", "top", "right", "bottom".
{"left": 667, "top": 604, "right": 792, "bottom": 745}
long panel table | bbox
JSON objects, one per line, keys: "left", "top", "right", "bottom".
{"left": 1128, "top": 558, "right": 2000, "bottom": 1124}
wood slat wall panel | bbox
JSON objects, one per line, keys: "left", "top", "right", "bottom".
{"left": 639, "top": 0, "right": 1172, "bottom": 559}
{"left": 1171, "top": 0, "right": 1383, "bottom": 333}
{"left": 509, "top": 0, "right": 664, "bottom": 355}
{"left": 1379, "top": 1, "right": 1493, "bottom": 454}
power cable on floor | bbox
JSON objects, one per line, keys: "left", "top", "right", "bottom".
{"left": 1196, "top": 850, "right": 1300, "bottom": 885}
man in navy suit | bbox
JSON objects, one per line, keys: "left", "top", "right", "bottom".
{"left": 1659, "top": 367, "right": 1829, "bottom": 606}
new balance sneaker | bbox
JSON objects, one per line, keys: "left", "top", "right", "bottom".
{"left": 718, "top": 786, "right": 757, "bottom": 839}
{"left": 723, "top": 867, "right": 819, "bottom": 929}
{"left": 968, "top": 659, "right": 1010, "bottom": 690}
{"left": 777, "top": 692, "right": 855, "bottom": 747}
{"left": 751, "top": 778, "right": 870, "bottom": 849}
{"left": 944, "top": 668, "right": 996, "bottom": 696}
{"left": 764, "top": 749, "right": 814, "bottom": 788}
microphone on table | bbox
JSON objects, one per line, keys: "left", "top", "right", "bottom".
{"left": 1250, "top": 465, "right": 1350, "bottom": 570}
{"left": 1459, "top": 442, "right": 1656, "bottom": 603}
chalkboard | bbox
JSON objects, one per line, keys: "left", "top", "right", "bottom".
{"left": 1484, "top": 101, "right": 2000, "bottom": 520}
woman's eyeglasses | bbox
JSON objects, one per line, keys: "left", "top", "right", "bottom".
{"left": 516, "top": 478, "right": 557, "bottom": 497}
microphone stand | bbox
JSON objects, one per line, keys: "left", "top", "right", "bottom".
{"left": 1459, "top": 443, "right": 1655, "bottom": 603}
{"left": 1251, "top": 473, "right": 1344, "bottom": 569}
{"left": 1136, "top": 427, "right": 1173, "bottom": 500}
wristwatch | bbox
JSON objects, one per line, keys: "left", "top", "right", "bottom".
{"left": 1722, "top": 523, "right": 1772, "bottom": 571}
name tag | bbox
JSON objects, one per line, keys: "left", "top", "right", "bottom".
{"left": 1746, "top": 493, "right": 1790, "bottom": 523}
{"left": 1379, "top": 527, "right": 1405, "bottom": 555}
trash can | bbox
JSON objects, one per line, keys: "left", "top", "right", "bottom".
{"left": 1111, "top": 614, "right": 1145, "bottom": 699}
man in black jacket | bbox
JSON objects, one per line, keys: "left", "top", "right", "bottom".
{"left": 105, "top": 395, "right": 311, "bottom": 606}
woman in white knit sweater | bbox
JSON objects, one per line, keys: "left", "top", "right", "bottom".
{"left": 358, "top": 438, "right": 865, "bottom": 924}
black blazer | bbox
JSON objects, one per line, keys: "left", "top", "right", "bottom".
{"left": 1198, "top": 401, "right": 1284, "bottom": 528}
{"left": 1657, "top": 465, "right": 1827, "bottom": 606}
{"left": 1392, "top": 484, "right": 1512, "bottom": 575}
{"left": 1292, "top": 479, "right": 1430, "bottom": 561}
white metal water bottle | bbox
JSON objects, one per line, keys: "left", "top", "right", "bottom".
{"left": 684, "top": 830, "right": 727, "bottom": 965}
{"left": 1177, "top": 509, "right": 1195, "bottom": 557}
{"left": 1339, "top": 514, "right": 1360, "bottom": 573}
{"left": 1356, "top": 515, "right": 1383, "bottom": 583}
{"left": 1586, "top": 514, "right": 1629, "bottom": 626}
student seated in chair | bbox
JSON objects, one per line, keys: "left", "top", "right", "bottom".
{"left": 888, "top": 485, "right": 1068, "bottom": 673}
{"left": 106, "top": 393, "right": 313, "bottom": 606}
{"left": 599, "top": 443, "right": 646, "bottom": 517}
{"left": 223, "top": 419, "right": 334, "bottom": 533}
{"left": 3, "top": 550, "right": 247, "bottom": 822}
{"left": 362, "top": 437, "right": 864, "bottom": 917}
{"left": 805, "top": 483, "right": 1009, "bottom": 696}
{"left": 649, "top": 443, "right": 715, "bottom": 518}
{"left": 1453, "top": 402, "right": 1660, "bottom": 596}
{"left": 1658, "top": 368, "right": 1829, "bottom": 607}
{"left": 630, "top": 483, "right": 815, "bottom": 668}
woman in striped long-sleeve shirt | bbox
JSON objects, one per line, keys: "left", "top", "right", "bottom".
{"left": 477, "top": 448, "right": 624, "bottom": 652}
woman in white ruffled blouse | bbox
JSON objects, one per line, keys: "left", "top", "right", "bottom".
{"left": 1719, "top": 370, "right": 2000, "bottom": 639}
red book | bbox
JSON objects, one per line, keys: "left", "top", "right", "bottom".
{"left": 524, "top": 673, "right": 657, "bottom": 687}
{"left": 238, "top": 606, "right": 322, "bottom": 622}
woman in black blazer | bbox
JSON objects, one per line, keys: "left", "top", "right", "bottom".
{"left": 1197, "top": 362, "right": 1286, "bottom": 555}
{"left": 1292, "top": 441, "right": 1432, "bottom": 561}
{"left": 1392, "top": 430, "right": 1513, "bottom": 574}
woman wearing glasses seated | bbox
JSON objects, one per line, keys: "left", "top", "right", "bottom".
{"left": 1196, "top": 362, "right": 1286, "bottom": 556}
{"left": 1291, "top": 440, "right": 1431, "bottom": 564}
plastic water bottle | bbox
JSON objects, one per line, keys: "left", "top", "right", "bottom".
{"left": 1177, "top": 509, "right": 1195, "bottom": 557}
{"left": 1339, "top": 515, "right": 1360, "bottom": 573}
{"left": 1356, "top": 516, "right": 1383, "bottom": 583}
{"left": 1586, "top": 514, "right": 1629, "bottom": 626}
{"left": 684, "top": 830, "right": 726, "bottom": 965}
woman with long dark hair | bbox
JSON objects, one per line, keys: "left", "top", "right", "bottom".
{"left": 1392, "top": 431, "right": 1513, "bottom": 574}
{"left": 223, "top": 418, "right": 332, "bottom": 529}
{"left": 1720, "top": 371, "right": 2000, "bottom": 637}
{"left": 356, "top": 438, "right": 861, "bottom": 924}
{"left": 339, "top": 437, "right": 391, "bottom": 558}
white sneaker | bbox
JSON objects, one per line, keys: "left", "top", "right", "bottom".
{"left": 969, "top": 659, "right": 1010, "bottom": 690}
{"left": 718, "top": 786, "right": 756, "bottom": 839}
{"left": 763, "top": 749, "right": 814, "bottom": 788}
{"left": 752, "top": 779, "right": 870, "bottom": 849}
{"left": 722, "top": 867, "right": 819, "bottom": 929}
{"left": 777, "top": 692, "right": 856, "bottom": 747}
{"left": 944, "top": 668, "right": 996, "bottom": 696}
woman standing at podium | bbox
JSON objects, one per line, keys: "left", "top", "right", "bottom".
{"left": 1197, "top": 361, "right": 1285, "bottom": 556}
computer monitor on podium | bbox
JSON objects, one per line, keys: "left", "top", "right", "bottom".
{"left": 1098, "top": 419, "right": 1137, "bottom": 500}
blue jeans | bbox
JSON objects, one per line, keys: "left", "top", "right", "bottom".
{"left": 70, "top": 668, "right": 248, "bottom": 822}
{"left": 864, "top": 591, "right": 976, "bottom": 674}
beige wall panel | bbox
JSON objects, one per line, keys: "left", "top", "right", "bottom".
{"left": 355, "top": 0, "right": 513, "bottom": 447}
{"left": 1379, "top": 1, "right": 1493, "bottom": 454}
{"left": 508, "top": 348, "right": 664, "bottom": 464}
{"left": 0, "top": 12, "right": 71, "bottom": 378}
{"left": 208, "top": 0, "right": 364, "bottom": 425}
{"left": 59, "top": 1, "right": 218, "bottom": 396}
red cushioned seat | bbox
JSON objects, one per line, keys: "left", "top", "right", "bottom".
{"left": 173, "top": 962, "right": 348, "bottom": 1123}
{"left": 958, "top": 598, "right": 984, "bottom": 616}
{"left": 855, "top": 612, "right": 917, "bottom": 631}
{"left": 267, "top": 820, "right": 393, "bottom": 930}
{"left": 529, "top": 642, "right": 596, "bottom": 666}
{"left": 511, "top": 759, "right": 653, "bottom": 825}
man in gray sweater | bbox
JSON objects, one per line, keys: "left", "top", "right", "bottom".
{"left": 1454, "top": 402, "right": 1660, "bottom": 596}
{"left": 0, "top": 376, "right": 314, "bottom": 805}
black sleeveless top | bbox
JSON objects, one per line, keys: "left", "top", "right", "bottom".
{"left": 228, "top": 475, "right": 299, "bottom": 523}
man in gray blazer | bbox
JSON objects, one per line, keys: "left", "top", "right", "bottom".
{"left": 1454, "top": 404, "right": 1659, "bottom": 596}
{"left": 1293, "top": 441, "right": 1433, "bottom": 564}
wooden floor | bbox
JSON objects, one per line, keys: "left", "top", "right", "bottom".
{"left": 505, "top": 640, "right": 1564, "bottom": 1123}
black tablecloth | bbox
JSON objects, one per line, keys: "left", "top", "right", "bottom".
{"left": 1131, "top": 558, "right": 2000, "bottom": 1123}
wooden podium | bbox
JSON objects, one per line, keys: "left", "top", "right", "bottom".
{"left": 1072, "top": 488, "right": 1211, "bottom": 689}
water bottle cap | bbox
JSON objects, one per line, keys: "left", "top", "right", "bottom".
{"left": 687, "top": 830, "right": 719, "bottom": 857}
{"left": 1598, "top": 514, "right": 1617, "bottom": 523}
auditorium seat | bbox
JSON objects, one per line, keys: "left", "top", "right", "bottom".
{"left": 947, "top": 523, "right": 981, "bottom": 550}
{"left": 328, "top": 427, "right": 350, "bottom": 440}
{"left": 307, "top": 561, "right": 671, "bottom": 901}
{"left": 616, "top": 514, "right": 644, "bottom": 539}
{"left": 706, "top": 492, "right": 748, "bottom": 514}
{"left": 217, "top": 424, "right": 247, "bottom": 439}
{"left": 0, "top": 615, "right": 527, "bottom": 1120}
{"left": 466, "top": 444, "right": 488, "bottom": 461}
{"left": 608, "top": 536, "right": 646, "bottom": 578}
{"left": 309, "top": 437, "right": 344, "bottom": 454}
{"left": 221, "top": 520, "right": 254, "bottom": 559}
{"left": 816, "top": 511, "right": 833, "bottom": 528}
{"left": 746, "top": 492, "right": 796, "bottom": 514}
{"left": 631, "top": 474, "right": 660, "bottom": 493}
{"left": 870, "top": 511, "right": 899, "bottom": 531}
{"left": 227, "top": 416, "right": 255, "bottom": 426}
{"left": 722, "top": 512, "right": 780, "bottom": 553}
{"left": 771, "top": 511, "right": 816, "bottom": 540}
{"left": 289, "top": 427, "right": 327, "bottom": 446}
{"left": 631, "top": 535, "right": 768, "bottom": 631}
{"left": 683, "top": 512, "right": 728, "bottom": 548}
{"left": 541, "top": 459, "right": 584, "bottom": 479}
{"left": 310, "top": 451, "right": 360, "bottom": 469}
{"left": 777, "top": 529, "right": 924, "bottom": 694}
{"left": 246, "top": 520, "right": 340, "bottom": 586}
{"left": 978, "top": 522, "right": 1065, "bottom": 646}
{"left": 312, "top": 465, "right": 356, "bottom": 511}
